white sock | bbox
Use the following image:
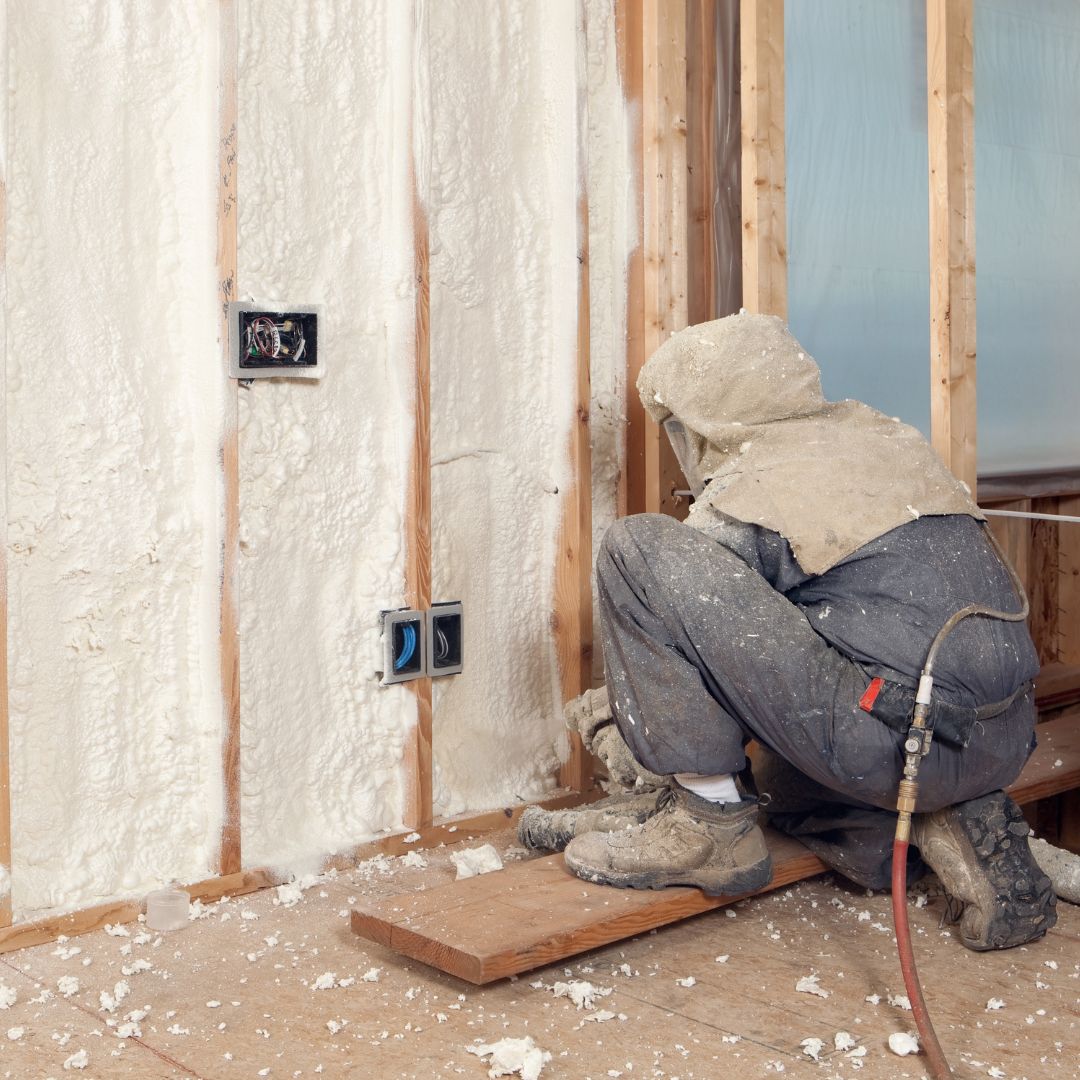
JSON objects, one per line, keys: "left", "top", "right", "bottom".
{"left": 674, "top": 772, "right": 741, "bottom": 804}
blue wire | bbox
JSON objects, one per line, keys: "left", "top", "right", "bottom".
{"left": 395, "top": 623, "right": 417, "bottom": 671}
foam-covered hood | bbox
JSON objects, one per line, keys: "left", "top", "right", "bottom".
{"left": 637, "top": 313, "right": 982, "bottom": 574}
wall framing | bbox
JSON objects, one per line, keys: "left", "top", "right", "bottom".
{"left": 556, "top": 0, "right": 596, "bottom": 792}
{"left": 927, "top": 0, "right": 977, "bottom": 499}
{"left": 217, "top": 0, "right": 242, "bottom": 878}
{"left": 403, "top": 0, "right": 435, "bottom": 829}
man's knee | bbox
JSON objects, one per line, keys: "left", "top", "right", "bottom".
{"left": 600, "top": 513, "right": 684, "bottom": 564}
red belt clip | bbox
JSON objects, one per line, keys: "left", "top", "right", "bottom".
{"left": 859, "top": 677, "right": 884, "bottom": 714}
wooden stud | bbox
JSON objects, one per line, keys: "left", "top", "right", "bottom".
{"left": 0, "top": 5, "right": 9, "bottom": 928}
{"left": 216, "top": 0, "right": 242, "bottom": 877}
{"left": 739, "top": 0, "right": 786, "bottom": 318}
{"left": 1030, "top": 496, "right": 1061, "bottom": 667}
{"left": 927, "top": 0, "right": 977, "bottom": 497}
{"left": 686, "top": 0, "right": 719, "bottom": 327}
{"left": 642, "top": 0, "right": 691, "bottom": 519}
{"left": 403, "top": 30, "right": 434, "bottom": 827}
{"left": 1057, "top": 495, "right": 1080, "bottom": 667}
{"left": 618, "top": 0, "right": 647, "bottom": 518}
{"left": 557, "top": 0, "right": 596, "bottom": 793}
{"left": 983, "top": 497, "right": 1033, "bottom": 601}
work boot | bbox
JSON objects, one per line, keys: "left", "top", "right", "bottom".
{"left": 518, "top": 790, "right": 666, "bottom": 853}
{"left": 563, "top": 786, "right": 773, "bottom": 897}
{"left": 564, "top": 686, "right": 666, "bottom": 791}
{"left": 912, "top": 791, "right": 1057, "bottom": 951}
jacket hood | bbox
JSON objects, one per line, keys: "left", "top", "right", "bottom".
{"left": 638, "top": 313, "right": 827, "bottom": 437}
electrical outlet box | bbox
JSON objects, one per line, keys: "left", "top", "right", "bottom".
{"left": 381, "top": 609, "right": 425, "bottom": 685}
{"left": 229, "top": 302, "right": 322, "bottom": 379}
{"left": 427, "top": 602, "right": 463, "bottom": 677}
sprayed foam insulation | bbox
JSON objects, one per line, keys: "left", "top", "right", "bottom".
{"left": 424, "top": 0, "right": 580, "bottom": 816}
{"left": 5, "top": 3, "right": 224, "bottom": 916}
{"left": 236, "top": 1, "right": 417, "bottom": 871}
{"left": 3, "top": 0, "right": 634, "bottom": 913}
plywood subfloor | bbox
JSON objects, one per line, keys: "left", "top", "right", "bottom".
{"left": 0, "top": 825, "right": 1077, "bottom": 1079}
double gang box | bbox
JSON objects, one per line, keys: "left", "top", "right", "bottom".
{"left": 381, "top": 604, "right": 463, "bottom": 685}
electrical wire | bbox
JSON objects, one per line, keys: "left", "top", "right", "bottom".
{"left": 890, "top": 525, "right": 1030, "bottom": 1080}
{"left": 395, "top": 623, "right": 418, "bottom": 672}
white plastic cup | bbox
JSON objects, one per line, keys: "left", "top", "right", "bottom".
{"left": 145, "top": 886, "right": 190, "bottom": 932}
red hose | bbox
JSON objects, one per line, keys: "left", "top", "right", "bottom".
{"left": 891, "top": 838, "right": 954, "bottom": 1079}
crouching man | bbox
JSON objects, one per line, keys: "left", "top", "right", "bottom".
{"left": 521, "top": 313, "right": 1056, "bottom": 952}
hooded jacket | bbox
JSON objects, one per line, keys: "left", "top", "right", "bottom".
{"left": 637, "top": 312, "right": 982, "bottom": 575}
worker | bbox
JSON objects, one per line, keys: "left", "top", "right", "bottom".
{"left": 520, "top": 313, "right": 1057, "bottom": 952}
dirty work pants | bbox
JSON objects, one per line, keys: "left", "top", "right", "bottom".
{"left": 597, "top": 514, "right": 1037, "bottom": 889}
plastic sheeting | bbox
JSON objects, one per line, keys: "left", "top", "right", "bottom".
{"left": 975, "top": 0, "right": 1080, "bottom": 471}
{"left": 785, "top": 0, "right": 931, "bottom": 436}
{"left": 784, "top": 0, "right": 1080, "bottom": 471}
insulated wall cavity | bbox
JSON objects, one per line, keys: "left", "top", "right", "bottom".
{"left": 425, "top": 0, "right": 580, "bottom": 815}
{"left": 6, "top": 2, "right": 224, "bottom": 915}
{"left": 237, "top": 1, "right": 417, "bottom": 869}
{"left": 785, "top": 0, "right": 931, "bottom": 433}
{"left": 974, "top": 0, "right": 1080, "bottom": 471}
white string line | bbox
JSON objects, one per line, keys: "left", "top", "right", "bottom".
{"left": 982, "top": 509, "right": 1080, "bottom": 525}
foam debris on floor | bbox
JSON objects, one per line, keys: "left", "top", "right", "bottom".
{"left": 0, "top": 827, "right": 1078, "bottom": 1078}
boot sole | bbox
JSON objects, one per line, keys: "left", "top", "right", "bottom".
{"left": 924, "top": 793, "right": 1057, "bottom": 952}
{"left": 563, "top": 851, "right": 773, "bottom": 899}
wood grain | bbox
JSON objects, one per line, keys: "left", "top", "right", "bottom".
{"left": 739, "top": 0, "right": 786, "bottom": 317}
{"left": 1030, "top": 496, "right": 1061, "bottom": 666}
{"left": 618, "top": 0, "right": 647, "bottom": 518}
{"left": 556, "top": 0, "right": 595, "bottom": 794}
{"left": 217, "top": 0, "right": 241, "bottom": 877}
{"left": 353, "top": 830, "right": 826, "bottom": 984}
{"left": 927, "top": 0, "right": 977, "bottom": 496}
{"left": 642, "top": 0, "right": 690, "bottom": 520}
{"left": 352, "top": 712, "right": 1080, "bottom": 984}
{"left": 403, "top": 76, "right": 434, "bottom": 828}
{"left": 983, "top": 498, "right": 1032, "bottom": 598}
{"left": 686, "top": 0, "right": 718, "bottom": 327}
{"left": 1057, "top": 495, "right": 1080, "bottom": 667}
{"left": 1034, "top": 662, "right": 1080, "bottom": 712}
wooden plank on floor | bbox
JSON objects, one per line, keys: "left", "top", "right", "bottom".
{"left": 353, "top": 829, "right": 825, "bottom": 984}
{"left": 556, "top": 0, "right": 595, "bottom": 793}
{"left": 217, "top": 0, "right": 242, "bottom": 878}
{"left": 352, "top": 712, "right": 1080, "bottom": 984}
{"left": 927, "top": 0, "right": 977, "bottom": 497}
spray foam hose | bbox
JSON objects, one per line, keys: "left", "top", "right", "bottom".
{"left": 890, "top": 527, "right": 1029, "bottom": 1080}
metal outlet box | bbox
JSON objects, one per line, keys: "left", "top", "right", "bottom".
{"left": 426, "top": 602, "right": 463, "bottom": 677}
{"left": 381, "top": 609, "right": 426, "bottom": 685}
{"left": 229, "top": 302, "right": 322, "bottom": 379}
